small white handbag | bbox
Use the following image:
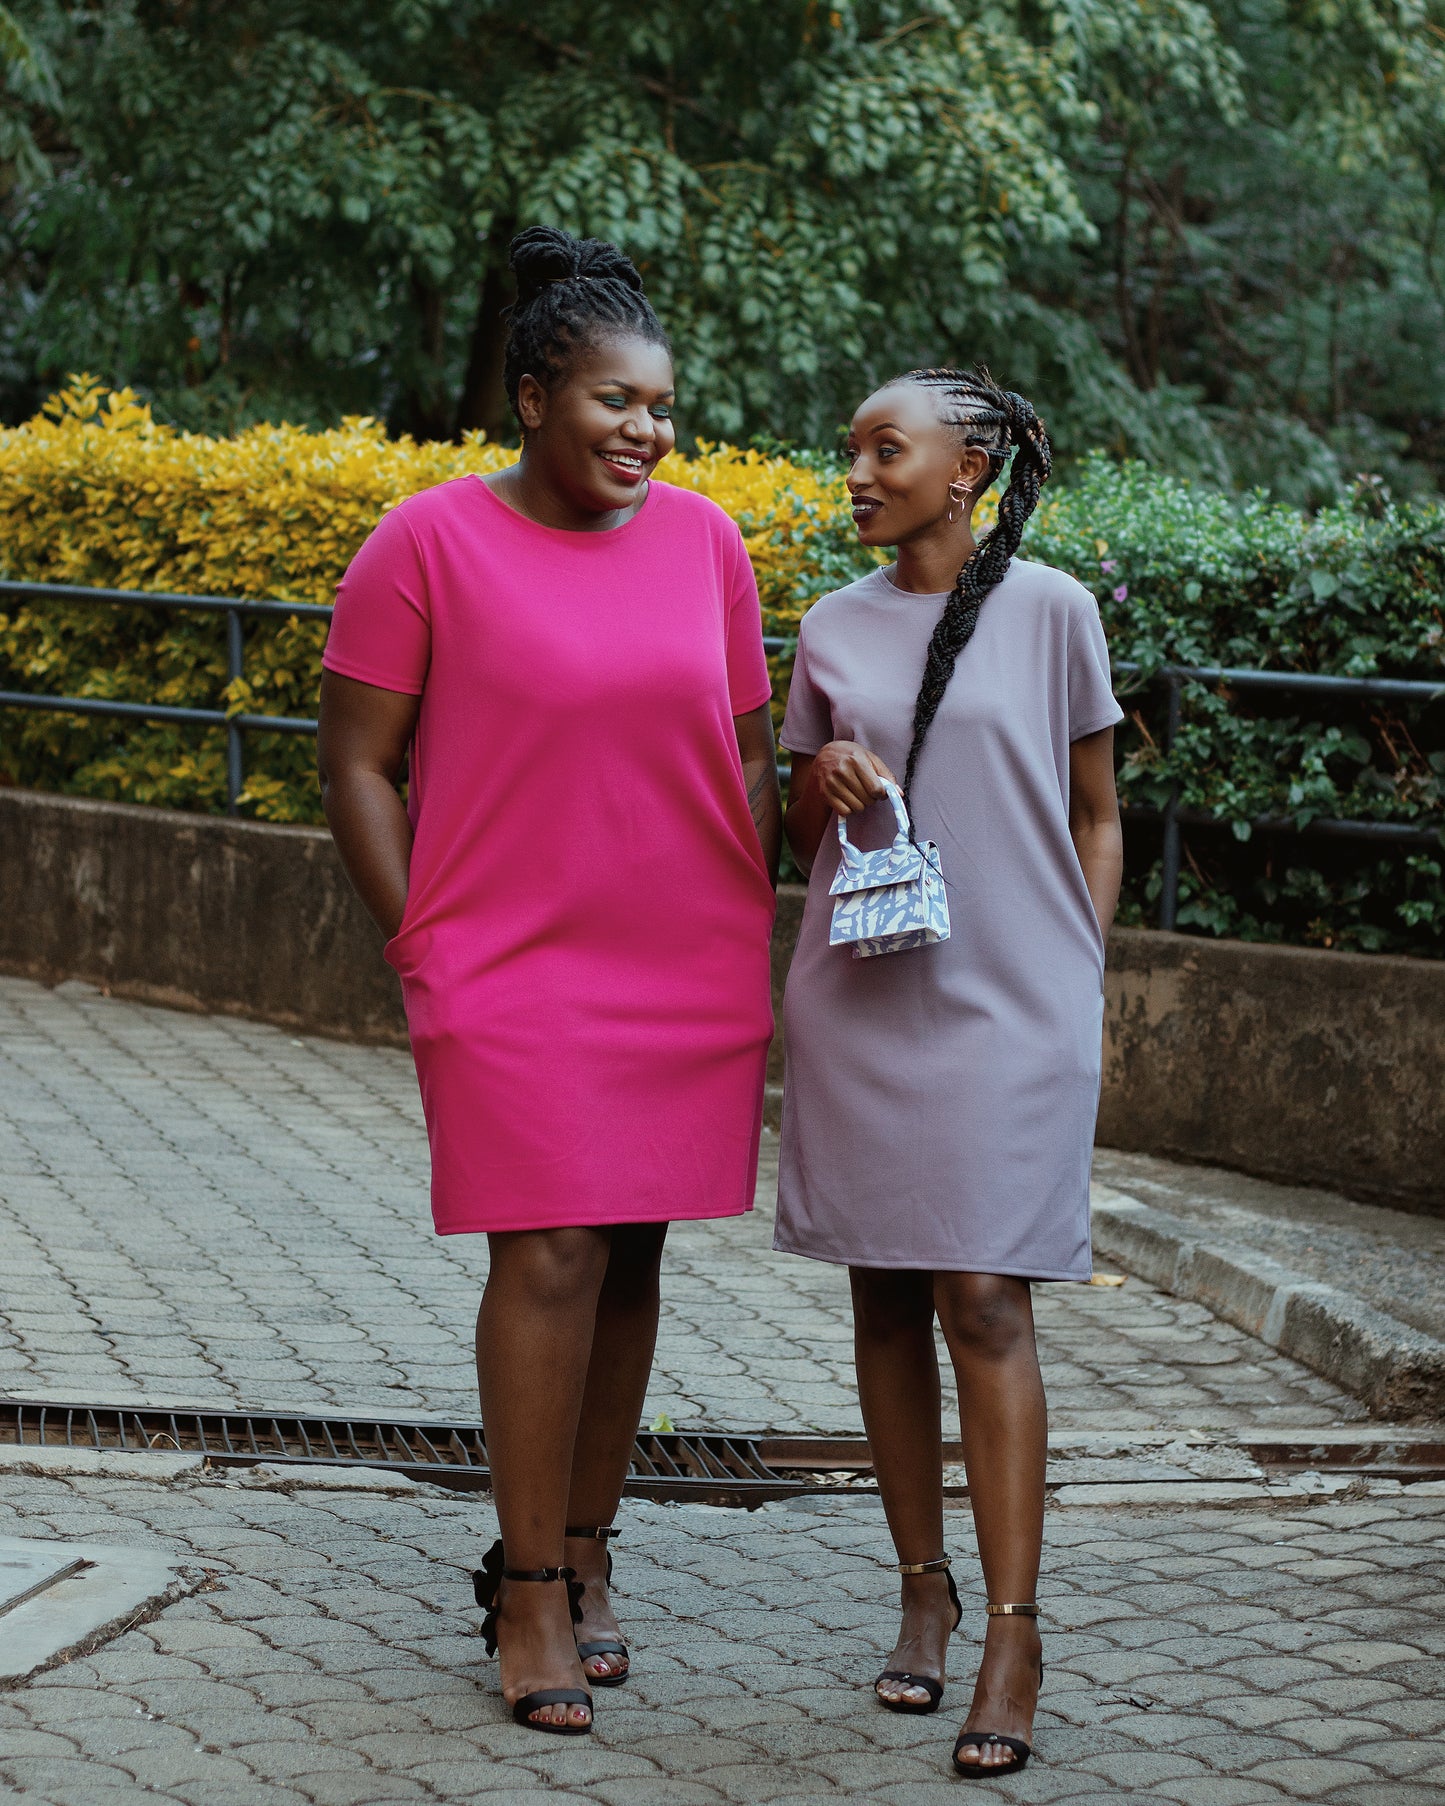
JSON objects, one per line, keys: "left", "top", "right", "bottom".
{"left": 828, "top": 781, "right": 951, "bottom": 959}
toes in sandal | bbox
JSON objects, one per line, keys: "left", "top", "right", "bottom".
{"left": 875, "top": 1555, "right": 963, "bottom": 1717}
{"left": 472, "top": 1539, "right": 593, "bottom": 1735}
{"left": 565, "top": 1523, "right": 630, "bottom": 1687}
{"left": 951, "top": 1602, "right": 1041, "bottom": 1779}
{"left": 953, "top": 1732, "right": 1032, "bottom": 1778}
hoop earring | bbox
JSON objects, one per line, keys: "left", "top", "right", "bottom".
{"left": 947, "top": 480, "right": 971, "bottom": 524}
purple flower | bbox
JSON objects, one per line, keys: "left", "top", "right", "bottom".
{"left": 1100, "top": 559, "right": 1117, "bottom": 573}
{"left": 1112, "top": 584, "right": 1129, "bottom": 603}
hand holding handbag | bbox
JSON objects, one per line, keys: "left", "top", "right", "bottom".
{"left": 828, "top": 781, "right": 951, "bottom": 959}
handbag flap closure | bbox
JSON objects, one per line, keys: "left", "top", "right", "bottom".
{"left": 829, "top": 840, "right": 926, "bottom": 897}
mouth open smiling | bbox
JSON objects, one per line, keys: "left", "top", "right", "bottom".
{"left": 597, "top": 449, "right": 652, "bottom": 483}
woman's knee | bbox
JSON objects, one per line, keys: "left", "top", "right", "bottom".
{"left": 487, "top": 1227, "right": 609, "bottom": 1310}
{"left": 599, "top": 1224, "right": 667, "bottom": 1310}
{"left": 935, "top": 1274, "right": 1035, "bottom": 1364}
{"left": 850, "top": 1267, "right": 933, "bottom": 1340}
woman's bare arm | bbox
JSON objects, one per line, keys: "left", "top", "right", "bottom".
{"left": 784, "top": 742, "right": 896, "bottom": 877}
{"left": 317, "top": 669, "right": 421, "bottom": 940}
{"left": 1069, "top": 725, "right": 1124, "bottom": 939}
{"left": 735, "top": 702, "right": 782, "bottom": 888}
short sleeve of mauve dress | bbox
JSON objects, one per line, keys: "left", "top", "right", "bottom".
{"left": 774, "top": 558, "right": 1123, "bottom": 1280}
{"left": 324, "top": 476, "right": 776, "bottom": 1235}
{"left": 778, "top": 618, "right": 833, "bottom": 757}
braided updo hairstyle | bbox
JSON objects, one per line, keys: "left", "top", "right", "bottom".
{"left": 503, "top": 225, "right": 670, "bottom": 424}
{"left": 896, "top": 365, "right": 1053, "bottom": 818}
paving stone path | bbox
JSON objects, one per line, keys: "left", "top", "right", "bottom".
{"left": 0, "top": 978, "right": 1362, "bottom": 1436}
{"left": 5, "top": 974, "right": 1443, "bottom": 1805}
{"left": 1, "top": 1469, "right": 1442, "bottom": 1805}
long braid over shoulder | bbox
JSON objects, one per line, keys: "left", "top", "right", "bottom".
{"left": 502, "top": 226, "right": 669, "bottom": 422}
{"left": 896, "top": 366, "right": 1053, "bottom": 819}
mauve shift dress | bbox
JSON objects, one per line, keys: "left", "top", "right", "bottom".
{"left": 323, "top": 476, "right": 776, "bottom": 1236}
{"left": 775, "top": 558, "right": 1124, "bottom": 1279}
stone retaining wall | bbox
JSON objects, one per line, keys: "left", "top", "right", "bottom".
{"left": 3, "top": 787, "right": 1440, "bottom": 1214}
{"left": 0, "top": 789, "right": 406, "bottom": 1045}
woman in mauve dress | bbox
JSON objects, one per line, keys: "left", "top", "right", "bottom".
{"left": 317, "top": 228, "right": 779, "bottom": 1737}
{"left": 777, "top": 366, "right": 1123, "bottom": 1779}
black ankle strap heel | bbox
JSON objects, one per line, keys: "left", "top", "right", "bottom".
{"left": 471, "top": 1539, "right": 592, "bottom": 1735}
{"left": 564, "top": 1523, "right": 629, "bottom": 1685}
{"left": 953, "top": 1602, "right": 1043, "bottom": 1777}
{"left": 874, "top": 1555, "right": 963, "bottom": 1716}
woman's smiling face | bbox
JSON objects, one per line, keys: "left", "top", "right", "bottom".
{"left": 845, "top": 382, "right": 990, "bottom": 548}
{"left": 518, "top": 334, "right": 677, "bottom": 517}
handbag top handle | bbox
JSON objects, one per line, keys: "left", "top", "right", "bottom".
{"left": 836, "top": 780, "right": 913, "bottom": 858}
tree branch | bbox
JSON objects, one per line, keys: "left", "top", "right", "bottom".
{"left": 505, "top": 22, "right": 745, "bottom": 148}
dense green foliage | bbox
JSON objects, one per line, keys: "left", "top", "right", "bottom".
{"left": 1, "top": 2, "right": 1443, "bottom": 501}
{"left": 1036, "top": 460, "right": 1445, "bottom": 951}
{"left": 2, "top": 385, "right": 1439, "bottom": 953}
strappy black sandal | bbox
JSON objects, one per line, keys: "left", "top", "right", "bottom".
{"left": 565, "top": 1523, "right": 629, "bottom": 1686}
{"left": 472, "top": 1539, "right": 592, "bottom": 1735}
{"left": 952, "top": 1602, "right": 1041, "bottom": 1779}
{"left": 875, "top": 1555, "right": 964, "bottom": 1715}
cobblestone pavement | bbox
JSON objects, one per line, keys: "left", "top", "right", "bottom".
{"left": 7, "top": 974, "right": 1444, "bottom": 1805}
{"left": 1, "top": 1467, "right": 1443, "bottom": 1805}
{"left": 0, "top": 978, "right": 1363, "bottom": 1436}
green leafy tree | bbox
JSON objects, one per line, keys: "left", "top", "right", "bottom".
{"left": 1, "top": 1, "right": 1443, "bottom": 496}
{"left": 1046, "top": 0, "right": 1445, "bottom": 500}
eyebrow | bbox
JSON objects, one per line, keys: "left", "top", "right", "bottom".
{"left": 596, "top": 380, "right": 676, "bottom": 398}
{"left": 847, "top": 422, "right": 907, "bottom": 443}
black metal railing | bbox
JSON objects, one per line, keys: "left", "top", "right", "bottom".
{"left": 0, "top": 579, "right": 330, "bottom": 814}
{"left": 1110, "top": 659, "right": 1445, "bottom": 930}
{"left": 2, "top": 580, "right": 1441, "bottom": 929}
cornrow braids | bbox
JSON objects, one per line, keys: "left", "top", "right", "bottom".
{"left": 896, "top": 365, "right": 1053, "bottom": 821}
{"left": 502, "top": 225, "right": 670, "bottom": 422}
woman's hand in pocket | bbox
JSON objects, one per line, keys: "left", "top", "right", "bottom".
{"left": 813, "top": 741, "right": 897, "bottom": 816}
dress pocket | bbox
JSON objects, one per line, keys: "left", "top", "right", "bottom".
{"left": 383, "top": 894, "right": 420, "bottom": 975}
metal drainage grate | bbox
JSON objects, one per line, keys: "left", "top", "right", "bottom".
{"left": 6, "top": 1403, "right": 1442, "bottom": 1503}
{"left": 1242, "top": 1436, "right": 1445, "bottom": 1483}
{"left": 0, "top": 1399, "right": 811, "bottom": 1506}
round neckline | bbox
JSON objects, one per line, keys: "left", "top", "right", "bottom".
{"left": 469, "top": 470, "right": 659, "bottom": 538}
{"left": 874, "top": 564, "right": 948, "bottom": 601}
{"left": 875, "top": 557, "right": 1016, "bottom": 600}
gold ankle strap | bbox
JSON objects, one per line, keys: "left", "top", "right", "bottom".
{"left": 896, "top": 1556, "right": 951, "bottom": 1576}
{"left": 986, "top": 1602, "right": 1039, "bottom": 1618}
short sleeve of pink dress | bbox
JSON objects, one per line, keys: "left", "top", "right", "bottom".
{"left": 324, "top": 476, "right": 776, "bottom": 1234}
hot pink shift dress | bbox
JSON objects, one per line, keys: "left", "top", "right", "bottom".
{"left": 322, "top": 475, "right": 776, "bottom": 1235}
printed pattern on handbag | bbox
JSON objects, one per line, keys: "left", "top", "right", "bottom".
{"left": 828, "top": 782, "right": 951, "bottom": 959}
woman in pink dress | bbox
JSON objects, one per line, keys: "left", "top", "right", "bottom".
{"left": 317, "top": 227, "right": 779, "bottom": 1736}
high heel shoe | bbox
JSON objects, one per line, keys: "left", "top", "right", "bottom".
{"left": 472, "top": 1539, "right": 592, "bottom": 1735}
{"left": 874, "top": 1555, "right": 964, "bottom": 1715}
{"left": 952, "top": 1602, "right": 1042, "bottom": 1779}
{"left": 565, "top": 1523, "right": 629, "bottom": 1686}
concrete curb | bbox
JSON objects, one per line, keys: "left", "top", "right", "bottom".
{"left": 1091, "top": 1185, "right": 1445, "bottom": 1420}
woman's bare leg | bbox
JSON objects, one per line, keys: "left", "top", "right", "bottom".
{"left": 934, "top": 1272, "right": 1046, "bottom": 1770}
{"left": 850, "top": 1266, "right": 956, "bottom": 1708}
{"left": 563, "top": 1222, "right": 669, "bottom": 1680}
{"left": 476, "top": 1225, "right": 610, "bottom": 1728}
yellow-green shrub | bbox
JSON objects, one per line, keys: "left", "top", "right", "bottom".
{"left": 0, "top": 377, "right": 875, "bottom": 820}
